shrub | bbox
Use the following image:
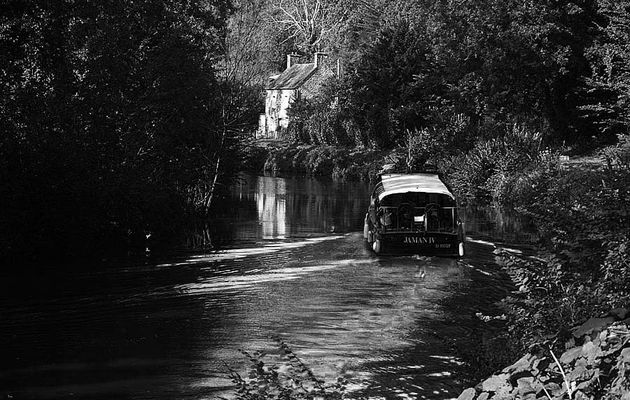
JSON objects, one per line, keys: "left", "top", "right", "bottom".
{"left": 497, "top": 250, "right": 604, "bottom": 352}
{"left": 303, "top": 146, "right": 336, "bottom": 176}
{"left": 261, "top": 144, "right": 387, "bottom": 181}
{"left": 496, "top": 167, "right": 630, "bottom": 353}
{"left": 601, "top": 133, "right": 630, "bottom": 171}
{"left": 264, "top": 146, "right": 302, "bottom": 173}
{"left": 447, "top": 124, "right": 556, "bottom": 205}
{"left": 598, "top": 236, "right": 630, "bottom": 306}
{"left": 240, "top": 137, "right": 270, "bottom": 171}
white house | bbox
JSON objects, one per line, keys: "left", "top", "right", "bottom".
{"left": 258, "top": 52, "right": 340, "bottom": 140}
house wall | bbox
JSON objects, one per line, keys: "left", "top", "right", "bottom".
{"left": 261, "top": 89, "right": 296, "bottom": 139}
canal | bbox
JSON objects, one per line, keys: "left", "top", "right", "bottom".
{"left": 0, "top": 174, "right": 534, "bottom": 400}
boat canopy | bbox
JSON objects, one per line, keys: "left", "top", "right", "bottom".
{"left": 373, "top": 173, "right": 455, "bottom": 201}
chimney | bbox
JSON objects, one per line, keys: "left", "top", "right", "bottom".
{"left": 287, "top": 53, "right": 301, "bottom": 69}
{"left": 314, "top": 52, "right": 327, "bottom": 68}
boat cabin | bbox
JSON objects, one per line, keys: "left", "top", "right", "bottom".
{"left": 364, "top": 173, "right": 465, "bottom": 256}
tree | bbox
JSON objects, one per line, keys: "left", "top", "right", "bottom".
{"left": 341, "top": 20, "right": 444, "bottom": 148}
{"left": 271, "top": 0, "right": 351, "bottom": 55}
{"left": 583, "top": 0, "right": 630, "bottom": 138}
{"left": 0, "top": 0, "right": 234, "bottom": 262}
{"left": 222, "top": 0, "right": 277, "bottom": 85}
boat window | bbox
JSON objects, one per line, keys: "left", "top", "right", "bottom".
{"left": 380, "top": 193, "right": 455, "bottom": 207}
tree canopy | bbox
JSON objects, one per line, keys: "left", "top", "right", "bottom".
{"left": 236, "top": 0, "right": 629, "bottom": 150}
{"left": 0, "top": 0, "right": 236, "bottom": 262}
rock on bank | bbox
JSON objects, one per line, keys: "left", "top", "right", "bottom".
{"left": 458, "top": 309, "right": 630, "bottom": 400}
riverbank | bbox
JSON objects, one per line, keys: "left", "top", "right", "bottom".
{"left": 243, "top": 127, "right": 603, "bottom": 206}
{"left": 243, "top": 141, "right": 389, "bottom": 181}
{"left": 458, "top": 310, "right": 630, "bottom": 400}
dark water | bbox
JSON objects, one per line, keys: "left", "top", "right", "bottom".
{"left": 0, "top": 174, "right": 534, "bottom": 400}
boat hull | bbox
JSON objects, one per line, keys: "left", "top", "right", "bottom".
{"left": 374, "top": 231, "right": 463, "bottom": 256}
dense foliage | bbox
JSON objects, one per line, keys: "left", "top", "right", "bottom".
{"left": 0, "top": 1, "right": 256, "bottom": 263}
{"left": 251, "top": 0, "right": 630, "bottom": 154}
{"left": 495, "top": 162, "right": 630, "bottom": 352}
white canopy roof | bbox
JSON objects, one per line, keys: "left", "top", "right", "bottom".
{"left": 375, "top": 173, "right": 454, "bottom": 201}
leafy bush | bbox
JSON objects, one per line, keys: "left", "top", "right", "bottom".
{"left": 495, "top": 167, "right": 630, "bottom": 353}
{"left": 598, "top": 237, "right": 630, "bottom": 306}
{"left": 388, "top": 129, "right": 438, "bottom": 172}
{"left": 496, "top": 250, "right": 605, "bottom": 352}
{"left": 447, "top": 124, "right": 557, "bottom": 204}
{"left": 264, "top": 146, "right": 302, "bottom": 173}
{"left": 285, "top": 84, "right": 353, "bottom": 147}
{"left": 240, "top": 137, "right": 272, "bottom": 171}
{"left": 303, "top": 147, "right": 337, "bottom": 176}
{"left": 601, "top": 133, "right": 630, "bottom": 172}
{"left": 262, "top": 144, "right": 387, "bottom": 181}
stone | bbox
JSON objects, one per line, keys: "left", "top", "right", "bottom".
{"left": 568, "top": 364, "right": 595, "bottom": 382}
{"left": 620, "top": 348, "right": 630, "bottom": 364}
{"left": 573, "top": 390, "right": 592, "bottom": 400}
{"left": 516, "top": 377, "right": 536, "bottom": 396}
{"left": 476, "top": 393, "right": 489, "bottom": 400}
{"left": 603, "top": 330, "right": 628, "bottom": 355}
{"left": 581, "top": 340, "right": 595, "bottom": 355}
{"left": 568, "top": 358, "right": 591, "bottom": 372}
{"left": 510, "top": 370, "right": 534, "bottom": 387}
{"left": 576, "top": 380, "right": 591, "bottom": 391}
{"left": 481, "top": 374, "right": 510, "bottom": 393}
{"left": 560, "top": 346, "right": 583, "bottom": 365}
{"left": 591, "top": 336, "right": 601, "bottom": 349}
{"left": 545, "top": 382, "right": 565, "bottom": 398}
{"left": 504, "top": 354, "right": 534, "bottom": 374}
{"left": 495, "top": 384, "right": 513, "bottom": 397}
{"left": 581, "top": 341, "right": 602, "bottom": 365}
{"left": 457, "top": 387, "right": 476, "bottom": 400}
{"left": 577, "top": 370, "right": 600, "bottom": 391}
{"left": 572, "top": 317, "right": 616, "bottom": 338}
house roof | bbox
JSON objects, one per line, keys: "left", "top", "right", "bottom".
{"left": 373, "top": 173, "right": 455, "bottom": 201}
{"left": 267, "top": 63, "right": 317, "bottom": 90}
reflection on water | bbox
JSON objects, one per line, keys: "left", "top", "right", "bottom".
{"left": 257, "top": 176, "right": 287, "bottom": 239}
{"left": 462, "top": 206, "right": 537, "bottom": 245}
{"left": 223, "top": 174, "right": 535, "bottom": 246}
{"left": 1, "top": 174, "right": 531, "bottom": 400}
{"left": 213, "top": 174, "right": 371, "bottom": 243}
